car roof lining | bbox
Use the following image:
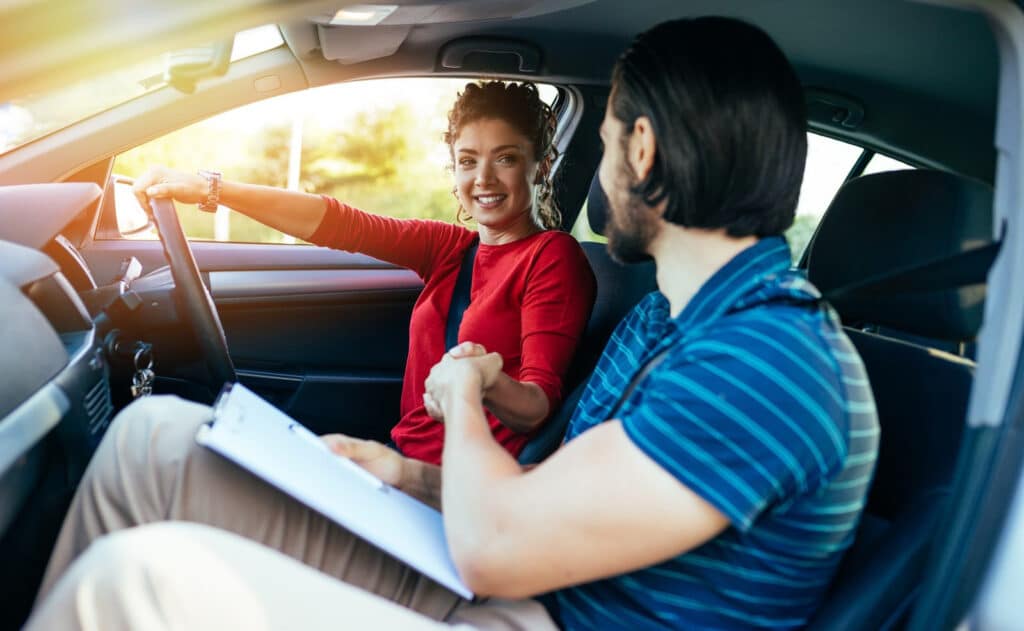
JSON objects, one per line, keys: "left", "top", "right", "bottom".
{"left": 283, "top": 0, "right": 998, "bottom": 182}
{"left": 0, "top": 1, "right": 999, "bottom": 187}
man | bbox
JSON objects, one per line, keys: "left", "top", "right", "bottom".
{"left": 28, "top": 16, "right": 878, "bottom": 630}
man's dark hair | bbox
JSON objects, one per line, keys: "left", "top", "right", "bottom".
{"left": 610, "top": 17, "right": 807, "bottom": 237}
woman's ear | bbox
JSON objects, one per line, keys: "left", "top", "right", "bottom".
{"left": 629, "top": 116, "right": 657, "bottom": 182}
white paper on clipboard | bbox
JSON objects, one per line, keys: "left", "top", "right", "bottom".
{"left": 195, "top": 382, "right": 473, "bottom": 600}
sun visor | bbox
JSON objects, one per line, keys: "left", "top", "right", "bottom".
{"left": 314, "top": 0, "right": 596, "bottom": 64}
{"left": 318, "top": 24, "right": 412, "bottom": 64}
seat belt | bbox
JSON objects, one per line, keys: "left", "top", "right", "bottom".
{"left": 606, "top": 348, "right": 671, "bottom": 419}
{"left": 824, "top": 240, "right": 1001, "bottom": 302}
{"left": 445, "top": 241, "right": 478, "bottom": 351}
{"left": 551, "top": 240, "right": 999, "bottom": 455}
{"left": 597, "top": 239, "right": 999, "bottom": 420}
{"left": 605, "top": 240, "right": 997, "bottom": 417}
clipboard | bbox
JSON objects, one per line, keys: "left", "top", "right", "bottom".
{"left": 195, "top": 383, "right": 473, "bottom": 600}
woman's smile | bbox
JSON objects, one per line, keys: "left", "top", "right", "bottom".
{"left": 474, "top": 193, "right": 508, "bottom": 209}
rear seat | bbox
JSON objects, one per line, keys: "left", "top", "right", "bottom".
{"left": 805, "top": 170, "right": 994, "bottom": 630}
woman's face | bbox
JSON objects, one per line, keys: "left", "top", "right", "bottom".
{"left": 452, "top": 117, "right": 540, "bottom": 236}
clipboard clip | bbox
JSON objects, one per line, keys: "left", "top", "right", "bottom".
{"left": 212, "top": 382, "right": 236, "bottom": 418}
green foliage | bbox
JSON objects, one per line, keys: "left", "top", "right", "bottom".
{"left": 785, "top": 214, "right": 818, "bottom": 263}
{"left": 113, "top": 80, "right": 820, "bottom": 255}
{"left": 113, "top": 87, "right": 463, "bottom": 244}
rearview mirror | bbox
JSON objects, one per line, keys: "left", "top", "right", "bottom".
{"left": 163, "top": 40, "right": 233, "bottom": 94}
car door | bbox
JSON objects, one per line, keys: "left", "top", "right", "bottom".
{"left": 75, "top": 78, "right": 501, "bottom": 441}
{"left": 81, "top": 227, "right": 419, "bottom": 441}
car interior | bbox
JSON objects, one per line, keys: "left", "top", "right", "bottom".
{"left": 0, "top": 1, "right": 1017, "bottom": 629}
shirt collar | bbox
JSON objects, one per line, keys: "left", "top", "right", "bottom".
{"left": 673, "top": 236, "right": 800, "bottom": 331}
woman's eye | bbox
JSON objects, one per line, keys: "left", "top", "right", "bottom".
{"left": 459, "top": 158, "right": 475, "bottom": 168}
{"left": 497, "top": 155, "right": 516, "bottom": 165}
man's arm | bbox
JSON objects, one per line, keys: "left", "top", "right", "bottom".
{"left": 436, "top": 376, "right": 730, "bottom": 599}
{"left": 431, "top": 322, "right": 843, "bottom": 600}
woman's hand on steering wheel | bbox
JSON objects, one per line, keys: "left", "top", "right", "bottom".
{"left": 132, "top": 166, "right": 209, "bottom": 210}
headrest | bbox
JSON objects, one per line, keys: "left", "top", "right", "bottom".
{"left": 807, "top": 170, "right": 994, "bottom": 341}
{"left": 586, "top": 172, "right": 610, "bottom": 236}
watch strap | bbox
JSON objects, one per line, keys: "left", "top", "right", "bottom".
{"left": 197, "top": 170, "right": 222, "bottom": 212}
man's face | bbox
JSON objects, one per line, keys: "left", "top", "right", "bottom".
{"left": 597, "top": 106, "right": 658, "bottom": 263}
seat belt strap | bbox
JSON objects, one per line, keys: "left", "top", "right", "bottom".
{"left": 606, "top": 348, "right": 671, "bottom": 420}
{"left": 598, "top": 241, "right": 999, "bottom": 424}
{"left": 825, "top": 240, "right": 1001, "bottom": 302}
{"left": 445, "top": 241, "right": 478, "bottom": 351}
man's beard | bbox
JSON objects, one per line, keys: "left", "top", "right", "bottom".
{"left": 605, "top": 168, "right": 657, "bottom": 264}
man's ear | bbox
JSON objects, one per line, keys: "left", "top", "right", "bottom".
{"left": 629, "top": 116, "right": 657, "bottom": 182}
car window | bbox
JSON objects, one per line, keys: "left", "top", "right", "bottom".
{"left": 787, "top": 134, "right": 864, "bottom": 261}
{"left": 110, "top": 79, "right": 559, "bottom": 243}
{"left": 572, "top": 132, "right": 865, "bottom": 263}
{"left": 861, "top": 152, "right": 914, "bottom": 176}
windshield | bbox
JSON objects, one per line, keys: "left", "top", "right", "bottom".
{"left": 0, "top": 25, "right": 284, "bottom": 156}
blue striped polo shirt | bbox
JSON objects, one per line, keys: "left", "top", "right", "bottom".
{"left": 556, "top": 237, "right": 879, "bottom": 630}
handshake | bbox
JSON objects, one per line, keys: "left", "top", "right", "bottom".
{"left": 422, "top": 341, "right": 503, "bottom": 422}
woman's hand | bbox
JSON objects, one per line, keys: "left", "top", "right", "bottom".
{"left": 423, "top": 342, "right": 503, "bottom": 421}
{"left": 445, "top": 342, "right": 505, "bottom": 389}
{"left": 320, "top": 434, "right": 405, "bottom": 487}
{"left": 132, "top": 165, "right": 209, "bottom": 210}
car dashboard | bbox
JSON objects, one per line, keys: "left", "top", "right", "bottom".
{"left": 0, "top": 184, "right": 118, "bottom": 538}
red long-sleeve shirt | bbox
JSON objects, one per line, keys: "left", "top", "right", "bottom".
{"left": 310, "top": 197, "right": 596, "bottom": 465}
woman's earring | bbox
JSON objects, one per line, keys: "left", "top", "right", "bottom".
{"left": 452, "top": 187, "right": 470, "bottom": 224}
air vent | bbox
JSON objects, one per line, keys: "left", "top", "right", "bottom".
{"left": 83, "top": 379, "right": 113, "bottom": 437}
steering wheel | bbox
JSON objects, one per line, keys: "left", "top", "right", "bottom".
{"left": 149, "top": 197, "right": 237, "bottom": 394}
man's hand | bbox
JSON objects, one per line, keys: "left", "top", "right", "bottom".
{"left": 321, "top": 434, "right": 405, "bottom": 487}
{"left": 423, "top": 342, "right": 503, "bottom": 421}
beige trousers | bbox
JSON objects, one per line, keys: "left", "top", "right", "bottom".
{"left": 28, "top": 396, "right": 557, "bottom": 630}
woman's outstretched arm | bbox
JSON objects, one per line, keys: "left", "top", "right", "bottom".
{"left": 133, "top": 166, "right": 328, "bottom": 241}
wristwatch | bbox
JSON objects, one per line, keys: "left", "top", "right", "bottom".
{"left": 197, "top": 170, "right": 222, "bottom": 213}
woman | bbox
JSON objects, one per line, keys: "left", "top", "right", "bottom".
{"left": 133, "top": 81, "right": 597, "bottom": 465}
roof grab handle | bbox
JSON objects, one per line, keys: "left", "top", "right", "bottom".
{"left": 806, "top": 88, "right": 866, "bottom": 130}
{"left": 438, "top": 37, "right": 542, "bottom": 74}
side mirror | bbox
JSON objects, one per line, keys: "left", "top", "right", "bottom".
{"left": 163, "top": 40, "right": 233, "bottom": 94}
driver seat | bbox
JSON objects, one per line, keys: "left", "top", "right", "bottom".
{"left": 518, "top": 175, "right": 656, "bottom": 464}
